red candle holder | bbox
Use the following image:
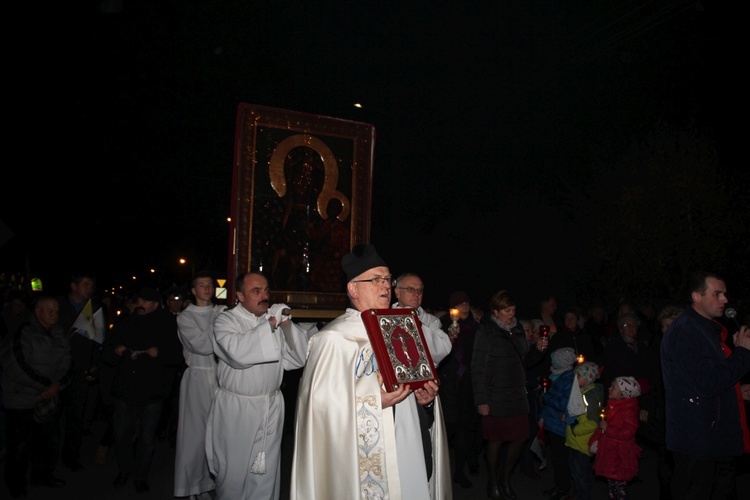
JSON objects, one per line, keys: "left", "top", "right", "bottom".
{"left": 541, "top": 376, "right": 550, "bottom": 393}
{"left": 540, "top": 325, "right": 550, "bottom": 339}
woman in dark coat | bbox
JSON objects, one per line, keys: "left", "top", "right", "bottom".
{"left": 473, "top": 290, "right": 547, "bottom": 500}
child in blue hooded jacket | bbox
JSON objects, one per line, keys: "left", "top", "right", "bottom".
{"left": 539, "top": 347, "right": 577, "bottom": 499}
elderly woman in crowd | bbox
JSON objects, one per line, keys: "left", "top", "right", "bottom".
{"left": 598, "top": 312, "right": 651, "bottom": 398}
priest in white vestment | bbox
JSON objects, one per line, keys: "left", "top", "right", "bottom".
{"left": 206, "top": 272, "right": 309, "bottom": 500}
{"left": 291, "top": 244, "right": 452, "bottom": 500}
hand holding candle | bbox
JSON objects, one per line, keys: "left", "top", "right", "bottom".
{"left": 539, "top": 325, "right": 550, "bottom": 350}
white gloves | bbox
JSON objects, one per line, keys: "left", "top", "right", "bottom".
{"left": 268, "top": 303, "right": 292, "bottom": 326}
{"left": 211, "top": 305, "right": 227, "bottom": 323}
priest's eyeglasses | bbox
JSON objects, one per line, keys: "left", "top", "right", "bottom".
{"left": 351, "top": 275, "right": 392, "bottom": 286}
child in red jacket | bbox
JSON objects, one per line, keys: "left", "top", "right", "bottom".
{"left": 591, "top": 376, "right": 642, "bottom": 499}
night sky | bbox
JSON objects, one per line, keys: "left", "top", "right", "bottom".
{"left": 3, "top": 1, "right": 746, "bottom": 314}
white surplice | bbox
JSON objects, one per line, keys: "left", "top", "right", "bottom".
{"left": 174, "top": 303, "right": 226, "bottom": 497}
{"left": 207, "top": 305, "right": 309, "bottom": 500}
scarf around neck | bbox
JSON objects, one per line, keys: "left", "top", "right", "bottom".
{"left": 492, "top": 315, "right": 517, "bottom": 332}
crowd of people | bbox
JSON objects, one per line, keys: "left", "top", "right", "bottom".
{"left": 0, "top": 260, "right": 749, "bottom": 500}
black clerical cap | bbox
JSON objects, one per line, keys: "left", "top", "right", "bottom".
{"left": 341, "top": 244, "right": 387, "bottom": 282}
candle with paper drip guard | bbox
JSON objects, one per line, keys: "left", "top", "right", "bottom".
{"left": 577, "top": 353, "right": 585, "bottom": 364}
{"left": 448, "top": 308, "right": 461, "bottom": 339}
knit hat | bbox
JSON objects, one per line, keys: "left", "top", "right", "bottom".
{"left": 550, "top": 347, "right": 576, "bottom": 374}
{"left": 574, "top": 361, "right": 600, "bottom": 386}
{"left": 341, "top": 244, "right": 387, "bottom": 282}
{"left": 615, "top": 376, "right": 642, "bottom": 398}
{"left": 449, "top": 291, "right": 470, "bottom": 308}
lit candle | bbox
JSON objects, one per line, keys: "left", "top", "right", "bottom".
{"left": 540, "top": 325, "right": 550, "bottom": 338}
{"left": 449, "top": 308, "right": 460, "bottom": 321}
{"left": 577, "top": 354, "right": 585, "bottom": 364}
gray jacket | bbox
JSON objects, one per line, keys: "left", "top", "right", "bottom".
{"left": 0, "top": 315, "right": 71, "bottom": 409}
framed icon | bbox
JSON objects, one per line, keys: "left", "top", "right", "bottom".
{"left": 227, "top": 103, "right": 375, "bottom": 318}
{"left": 361, "top": 308, "right": 439, "bottom": 392}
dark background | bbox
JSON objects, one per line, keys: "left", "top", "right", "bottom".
{"left": 2, "top": 1, "right": 747, "bottom": 316}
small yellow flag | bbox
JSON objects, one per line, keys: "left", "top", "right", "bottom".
{"left": 70, "top": 299, "right": 106, "bottom": 344}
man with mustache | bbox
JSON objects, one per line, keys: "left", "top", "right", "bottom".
{"left": 206, "top": 272, "right": 309, "bottom": 500}
{"left": 103, "top": 287, "right": 183, "bottom": 494}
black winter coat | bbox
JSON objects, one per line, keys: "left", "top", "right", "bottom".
{"left": 472, "top": 319, "right": 544, "bottom": 417}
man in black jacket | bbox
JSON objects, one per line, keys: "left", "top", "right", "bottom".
{"left": 661, "top": 271, "right": 750, "bottom": 499}
{"left": 100, "top": 287, "right": 182, "bottom": 494}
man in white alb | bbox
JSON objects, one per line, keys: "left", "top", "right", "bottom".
{"left": 206, "top": 272, "right": 309, "bottom": 500}
{"left": 173, "top": 271, "right": 226, "bottom": 499}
